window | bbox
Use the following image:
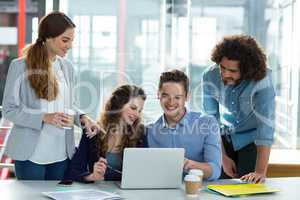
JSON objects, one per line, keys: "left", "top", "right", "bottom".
{"left": 92, "top": 16, "right": 117, "bottom": 65}
{"left": 31, "top": 17, "right": 38, "bottom": 43}
{"left": 72, "top": 15, "right": 90, "bottom": 68}
{"left": 65, "top": 0, "right": 300, "bottom": 150}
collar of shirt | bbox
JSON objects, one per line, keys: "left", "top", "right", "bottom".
{"left": 160, "top": 109, "right": 190, "bottom": 130}
{"left": 221, "top": 78, "right": 248, "bottom": 92}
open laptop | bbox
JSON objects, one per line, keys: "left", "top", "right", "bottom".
{"left": 119, "top": 148, "right": 185, "bottom": 189}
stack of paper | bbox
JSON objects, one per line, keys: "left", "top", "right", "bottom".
{"left": 43, "top": 189, "right": 122, "bottom": 200}
{"left": 207, "top": 183, "right": 280, "bottom": 197}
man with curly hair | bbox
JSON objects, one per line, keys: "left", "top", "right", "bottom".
{"left": 202, "top": 35, "right": 275, "bottom": 183}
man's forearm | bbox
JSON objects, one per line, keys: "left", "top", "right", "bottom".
{"left": 221, "top": 141, "right": 227, "bottom": 159}
{"left": 185, "top": 159, "right": 212, "bottom": 179}
{"left": 255, "top": 146, "right": 271, "bottom": 174}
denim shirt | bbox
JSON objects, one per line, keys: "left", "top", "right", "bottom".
{"left": 202, "top": 65, "right": 275, "bottom": 151}
{"left": 146, "top": 111, "right": 222, "bottom": 181}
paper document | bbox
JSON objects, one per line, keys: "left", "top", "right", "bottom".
{"left": 43, "top": 189, "right": 122, "bottom": 200}
{"left": 207, "top": 183, "right": 280, "bottom": 196}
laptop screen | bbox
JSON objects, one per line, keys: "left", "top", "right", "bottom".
{"left": 120, "top": 148, "right": 185, "bottom": 189}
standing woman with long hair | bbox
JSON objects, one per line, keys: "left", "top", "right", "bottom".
{"left": 64, "top": 85, "right": 146, "bottom": 182}
{"left": 2, "top": 11, "right": 98, "bottom": 180}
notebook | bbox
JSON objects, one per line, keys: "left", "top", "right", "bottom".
{"left": 43, "top": 189, "right": 122, "bottom": 200}
{"left": 207, "top": 183, "right": 280, "bottom": 196}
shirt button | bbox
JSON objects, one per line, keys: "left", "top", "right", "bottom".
{"left": 236, "top": 120, "right": 239, "bottom": 124}
{"left": 232, "top": 90, "right": 235, "bottom": 93}
{"left": 231, "top": 102, "right": 235, "bottom": 105}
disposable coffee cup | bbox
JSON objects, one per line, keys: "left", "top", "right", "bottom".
{"left": 184, "top": 174, "right": 201, "bottom": 196}
{"left": 189, "top": 169, "right": 204, "bottom": 189}
{"left": 63, "top": 109, "right": 75, "bottom": 129}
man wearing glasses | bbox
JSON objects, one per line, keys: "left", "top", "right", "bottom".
{"left": 202, "top": 35, "right": 275, "bottom": 183}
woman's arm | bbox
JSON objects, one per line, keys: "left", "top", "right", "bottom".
{"left": 64, "top": 131, "right": 94, "bottom": 183}
{"left": 2, "top": 59, "right": 45, "bottom": 130}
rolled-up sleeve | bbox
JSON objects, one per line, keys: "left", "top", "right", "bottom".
{"left": 253, "top": 74, "right": 275, "bottom": 146}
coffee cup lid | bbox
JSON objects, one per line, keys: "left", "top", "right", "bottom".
{"left": 189, "top": 169, "right": 204, "bottom": 176}
{"left": 184, "top": 174, "right": 200, "bottom": 182}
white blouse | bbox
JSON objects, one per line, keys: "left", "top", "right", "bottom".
{"left": 30, "top": 57, "right": 71, "bottom": 164}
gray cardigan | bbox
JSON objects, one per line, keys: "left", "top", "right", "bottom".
{"left": 2, "top": 57, "right": 84, "bottom": 161}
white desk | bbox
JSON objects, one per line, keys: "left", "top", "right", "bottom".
{"left": 0, "top": 177, "right": 299, "bottom": 200}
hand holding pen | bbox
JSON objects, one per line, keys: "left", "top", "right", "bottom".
{"left": 90, "top": 157, "right": 107, "bottom": 181}
{"left": 102, "top": 154, "right": 122, "bottom": 175}
{"left": 106, "top": 164, "right": 122, "bottom": 174}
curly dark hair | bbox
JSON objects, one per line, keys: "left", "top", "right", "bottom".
{"left": 159, "top": 69, "right": 189, "bottom": 96}
{"left": 94, "top": 85, "right": 146, "bottom": 158}
{"left": 211, "top": 35, "right": 267, "bottom": 81}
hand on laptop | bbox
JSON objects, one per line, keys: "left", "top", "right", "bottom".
{"left": 90, "top": 157, "right": 107, "bottom": 181}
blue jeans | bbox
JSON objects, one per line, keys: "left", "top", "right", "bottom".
{"left": 14, "top": 159, "right": 69, "bottom": 180}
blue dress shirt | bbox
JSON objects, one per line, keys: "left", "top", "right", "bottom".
{"left": 202, "top": 65, "right": 275, "bottom": 151}
{"left": 146, "top": 111, "right": 222, "bottom": 181}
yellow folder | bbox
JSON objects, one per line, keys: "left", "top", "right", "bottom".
{"left": 207, "top": 183, "right": 280, "bottom": 196}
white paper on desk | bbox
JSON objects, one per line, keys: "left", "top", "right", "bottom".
{"left": 42, "top": 189, "right": 122, "bottom": 200}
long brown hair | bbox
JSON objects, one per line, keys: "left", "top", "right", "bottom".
{"left": 23, "top": 11, "right": 75, "bottom": 100}
{"left": 95, "top": 85, "right": 146, "bottom": 157}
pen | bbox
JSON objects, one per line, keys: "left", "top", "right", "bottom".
{"left": 107, "top": 164, "right": 122, "bottom": 174}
